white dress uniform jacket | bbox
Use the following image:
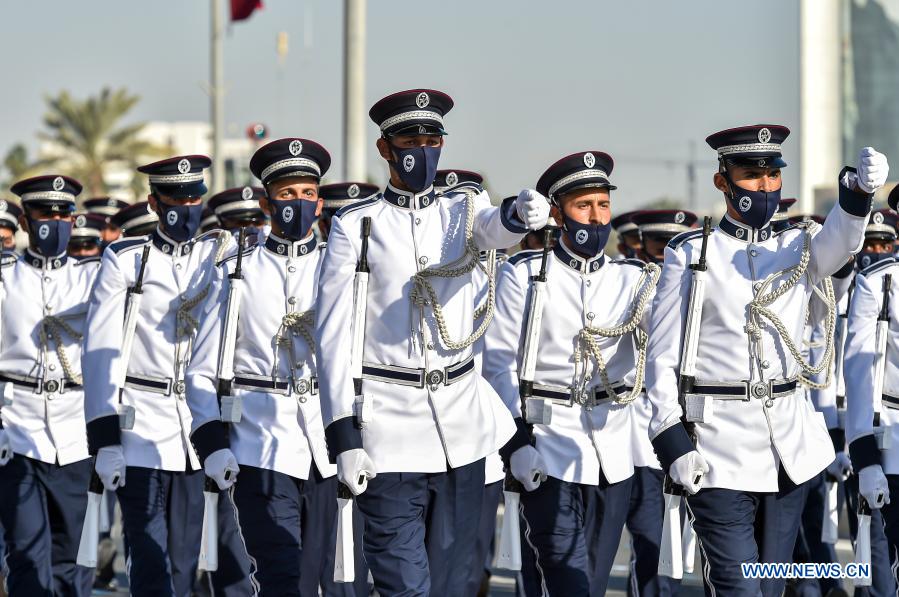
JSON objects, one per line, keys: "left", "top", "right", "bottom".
{"left": 315, "top": 185, "right": 526, "bottom": 473}
{"left": 0, "top": 250, "right": 98, "bottom": 465}
{"left": 845, "top": 257, "right": 899, "bottom": 474}
{"left": 646, "top": 178, "right": 870, "bottom": 492}
{"left": 186, "top": 233, "right": 334, "bottom": 480}
{"left": 483, "top": 243, "right": 655, "bottom": 486}
{"left": 83, "top": 229, "right": 232, "bottom": 470}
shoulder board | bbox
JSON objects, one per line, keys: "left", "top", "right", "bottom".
{"left": 667, "top": 229, "right": 703, "bottom": 250}
{"left": 443, "top": 182, "right": 484, "bottom": 196}
{"left": 110, "top": 236, "right": 149, "bottom": 255}
{"left": 75, "top": 256, "right": 101, "bottom": 266}
{"left": 507, "top": 249, "right": 541, "bottom": 266}
{"left": 335, "top": 197, "right": 379, "bottom": 219}
{"left": 615, "top": 257, "right": 646, "bottom": 268}
{"left": 859, "top": 256, "right": 898, "bottom": 278}
{"left": 218, "top": 245, "right": 255, "bottom": 266}
{"left": 774, "top": 223, "right": 800, "bottom": 237}
{"left": 0, "top": 252, "right": 17, "bottom": 267}
{"left": 196, "top": 229, "right": 230, "bottom": 244}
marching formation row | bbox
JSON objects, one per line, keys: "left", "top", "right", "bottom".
{"left": 1, "top": 87, "right": 897, "bottom": 597}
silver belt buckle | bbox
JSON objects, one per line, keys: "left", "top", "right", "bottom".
{"left": 426, "top": 369, "right": 444, "bottom": 390}
{"left": 173, "top": 380, "right": 186, "bottom": 396}
{"left": 294, "top": 379, "right": 310, "bottom": 403}
{"left": 43, "top": 379, "right": 60, "bottom": 394}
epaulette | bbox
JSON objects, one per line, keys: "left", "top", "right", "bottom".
{"left": 196, "top": 229, "right": 230, "bottom": 244}
{"left": 859, "top": 256, "right": 898, "bottom": 278}
{"left": 443, "top": 182, "right": 484, "bottom": 196}
{"left": 75, "top": 256, "right": 101, "bottom": 266}
{"left": 0, "top": 252, "right": 16, "bottom": 267}
{"left": 615, "top": 257, "right": 646, "bottom": 268}
{"left": 335, "top": 197, "right": 379, "bottom": 219}
{"left": 110, "top": 236, "right": 149, "bottom": 255}
{"left": 218, "top": 244, "right": 255, "bottom": 266}
{"left": 507, "top": 249, "right": 541, "bottom": 266}
{"left": 774, "top": 223, "right": 800, "bottom": 237}
{"left": 667, "top": 229, "right": 703, "bottom": 250}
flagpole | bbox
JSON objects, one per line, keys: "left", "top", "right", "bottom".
{"left": 211, "top": 0, "right": 225, "bottom": 193}
{"left": 343, "top": 0, "right": 366, "bottom": 181}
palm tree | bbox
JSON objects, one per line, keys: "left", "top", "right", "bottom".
{"left": 37, "top": 87, "right": 170, "bottom": 199}
{"left": 2, "top": 144, "right": 37, "bottom": 191}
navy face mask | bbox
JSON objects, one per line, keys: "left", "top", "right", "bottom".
{"left": 389, "top": 144, "right": 441, "bottom": 193}
{"left": 562, "top": 214, "right": 611, "bottom": 259}
{"left": 30, "top": 218, "right": 72, "bottom": 257}
{"left": 725, "top": 173, "right": 781, "bottom": 230}
{"left": 271, "top": 199, "right": 318, "bottom": 241}
{"left": 157, "top": 201, "right": 203, "bottom": 242}
{"left": 857, "top": 251, "right": 892, "bottom": 270}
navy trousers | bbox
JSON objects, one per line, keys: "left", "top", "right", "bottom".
{"left": 845, "top": 474, "right": 895, "bottom": 597}
{"left": 0, "top": 455, "right": 93, "bottom": 597}
{"left": 686, "top": 467, "right": 809, "bottom": 597}
{"left": 198, "top": 485, "right": 255, "bottom": 597}
{"left": 298, "top": 465, "right": 368, "bottom": 597}
{"left": 519, "top": 473, "right": 633, "bottom": 596}
{"left": 116, "top": 466, "right": 204, "bottom": 597}
{"left": 355, "top": 458, "right": 486, "bottom": 597}
{"left": 873, "top": 475, "right": 899, "bottom": 593}
{"left": 790, "top": 472, "right": 842, "bottom": 596}
{"left": 625, "top": 466, "right": 681, "bottom": 597}
{"left": 464, "top": 479, "right": 503, "bottom": 596}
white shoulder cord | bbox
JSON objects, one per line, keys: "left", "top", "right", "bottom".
{"left": 473, "top": 249, "right": 497, "bottom": 321}
{"left": 744, "top": 224, "right": 837, "bottom": 384}
{"left": 409, "top": 188, "right": 495, "bottom": 350}
{"left": 574, "top": 262, "right": 661, "bottom": 405}
{"left": 40, "top": 315, "right": 84, "bottom": 385}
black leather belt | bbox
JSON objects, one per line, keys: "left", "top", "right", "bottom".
{"left": 883, "top": 393, "right": 899, "bottom": 410}
{"left": 531, "top": 381, "right": 637, "bottom": 407}
{"left": 690, "top": 377, "right": 798, "bottom": 401}
{"left": 361, "top": 356, "right": 475, "bottom": 389}
{"left": 0, "top": 373, "right": 81, "bottom": 393}
{"left": 124, "top": 374, "right": 182, "bottom": 396}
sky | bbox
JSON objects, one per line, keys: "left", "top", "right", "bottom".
{"left": 0, "top": 0, "right": 802, "bottom": 213}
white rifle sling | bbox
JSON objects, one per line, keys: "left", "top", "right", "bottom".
{"left": 821, "top": 479, "right": 839, "bottom": 544}
{"left": 76, "top": 490, "right": 102, "bottom": 568}
{"left": 855, "top": 501, "right": 873, "bottom": 587}
{"left": 217, "top": 276, "right": 243, "bottom": 384}
{"left": 198, "top": 487, "right": 219, "bottom": 571}
{"left": 350, "top": 272, "right": 369, "bottom": 383}
{"left": 494, "top": 490, "right": 522, "bottom": 571}
{"left": 334, "top": 493, "right": 355, "bottom": 582}
{"left": 681, "top": 520, "right": 697, "bottom": 574}
{"left": 658, "top": 491, "right": 684, "bottom": 579}
{"left": 874, "top": 274, "right": 892, "bottom": 450}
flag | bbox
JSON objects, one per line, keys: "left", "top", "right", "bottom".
{"left": 231, "top": 0, "right": 262, "bottom": 22}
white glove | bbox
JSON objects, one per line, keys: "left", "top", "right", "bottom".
{"left": 204, "top": 448, "right": 239, "bottom": 490}
{"left": 336, "top": 448, "right": 377, "bottom": 496}
{"left": 0, "top": 428, "right": 11, "bottom": 466}
{"left": 510, "top": 445, "right": 548, "bottom": 492}
{"left": 859, "top": 464, "right": 890, "bottom": 508}
{"left": 669, "top": 451, "right": 709, "bottom": 495}
{"left": 95, "top": 446, "right": 127, "bottom": 491}
{"left": 855, "top": 147, "right": 889, "bottom": 193}
{"left": 515, "top": 189, "right": 551, "bottom": 231}
{"left": 826, "top": 451, "right": 852, "bottom": 481}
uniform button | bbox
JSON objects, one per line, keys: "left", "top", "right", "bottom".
{"left": 427, "top": 343, "right": 434, "bottom": 350}
{"left": 586, "top": 280, "right": 592, "bottom": 287}
{"left": 761, "top": 360, "right": 771, "bottom": 369}
{"left": 750, "top": 249, "right": 758, "bottom": 257}
{"left": 415, "top": 218, "right": 421, "bottom": 225}
{"left": 44, "top": 306, "right": 52, "bottom": 313}
{"left": 586, "top": 312, "right": 595, "bottom": 320}
{"left": 299, "top": 396, "right": 308, "bottom": 404}
{"left": 174, "top": 381, "right": 186, "bottom": 395}
{"left": 49, "top": 364, "right": 56, "bottom": 371}
{"left": 175, "top": 263, "right": 182, "bottom": 270}
{"left": 753, "top": 282, "right": 762, "bottom": 291}
{"left": 288, "top": 297, "right": 297, "bottom": 305}
{"left": 43, "top": 276, "right": 51, "bottom": 283}
{"left": 180, "top": 294, "right": 187, "bottom": 301}
{"left": 288, "top": 266, "right": 296, "bottom": 273}
{"left": 419, "top": 256, "right": 428, "bottom": 265}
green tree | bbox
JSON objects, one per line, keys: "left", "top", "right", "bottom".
{"left": 2, "top": 143, "right": 37, "bottom": 191}
{"left": 37, "top": 87, "right": 170, "bottom": 199}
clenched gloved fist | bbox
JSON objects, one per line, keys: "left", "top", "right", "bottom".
{"left": 204, "top": 448, "right": 240, "bottom": 490}
{"left": 510, "top": 445, "right": 548, "bottom": 492}
{"left": 95, "top": 445, "right": 127, "bottom": 491}
{"left": 337, "top": 448, "right": 377, "bottom": 496}
{"left": 668, "top": 450, "right": 709, "bottom": 495}
{"left": 859, "top": 464, "right": 890, "bottom": 508}
{"left": 826, "top": 451, "right": 852, "bottom": 481}
{"left": 855, "top": 147, "right": 889, "bottom": 194}
{"left": 515, "top": 189, "right": 551, "bottom": 231}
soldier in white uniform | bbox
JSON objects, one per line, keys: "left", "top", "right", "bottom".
{"left": 625, "top": 209, "right": 697, "bottom": 597}
{"left": 318, "top": 182, "right": 380, "bottom": 242}
{"left": 0, "top": 200, "right": 22, "bottom": 251}
{"left": 646, "top": 124, "right": 887, "bottom": 595}
{"left": 84, "top": 197, "right": 130, "bottom": 248}
{"left": 82, "top": 155, "right": 251, "bottom": 597}
{"left": 0, "top": 175, "right": 98, "bottom": 596}
{"left": 187, "top": 138, "right": 367, "bottom": 596}
{"left": 315, "top": 88, "right": 548, "bottom": 596}
{"left": 112, "top": 201, "right": 159, "bottom": 238}
{"left": 484, "top": 151, "right": 660, "bottom": 595}
{"left": 845, "top": 194, "right": 899, "bottom": 591}
{"left": 207, "top": 186, "right": 268, "bottom": 245}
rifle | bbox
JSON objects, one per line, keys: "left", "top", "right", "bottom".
{"left": 334, "top": 216, "right": 372, "bottom": 583}
{"left": 855, "top": 497, "right": 873, "bottom": 587}
{"left": 834, "top": 279, "right": 855, "bottom": 426}
{"left": 218, "top": 227, "right": 247, "bottom": 423}
{"left": 659, "top": 216, "right": 711, "bottom": 579}
{"left": 495, "top": 227, "right": 554, "bottom": 571}
{"left": 76, "top": 244, "right": 151, "bottom": 567}
{"left": 117, "top": 244, "right": 151, "bottom": 430}
{"left": 199, "top": 476, "right": 220, "bottom": 571}
{"left": 873, "top": 274, "right": 892, "bottom": 450}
